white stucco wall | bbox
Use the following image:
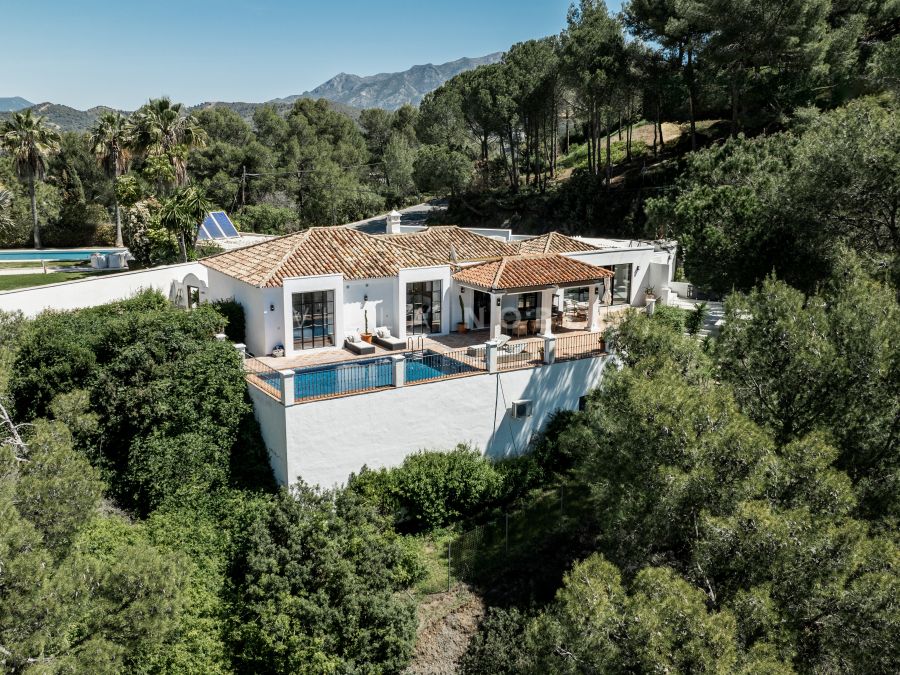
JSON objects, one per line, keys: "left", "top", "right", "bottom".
{"left": 256, "top": 356, "right": 614, "bottom": 488}
{"left": 566, "top": 248, "right": 658, "bottom": 305}
{"left": 343, "top": 277, "right": 398, "bottom": 337}
{"left": 248, "top": 385, "right": 289, "bottom": 486}
{"left": 0, "top": 262, "right": 207, "bottom": 317}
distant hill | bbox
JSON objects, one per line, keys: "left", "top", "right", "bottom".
{"left": 189, "top": 98, "right": 363, "bottom": 123}
{"left": 288, "top": 53, "right": 504, "bottom": 110}
{"left": 0, "top": 51, "right": 502, "bottom": 131}
{"left": 0, "top": 99, "right": 360, "bottom": 133}
{"left": 3, "top": 102, "right": 126, "bottom": 132}
{"left": 0, "top": 97, "right": 33, "bottom": 112}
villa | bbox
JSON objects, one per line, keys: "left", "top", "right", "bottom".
{"left": 195, "top": 217, "right": 677, "bottom": 486}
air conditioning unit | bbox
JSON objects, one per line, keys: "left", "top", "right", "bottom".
{"left": 511, "top": 400, "right": 533, "bottom": 419}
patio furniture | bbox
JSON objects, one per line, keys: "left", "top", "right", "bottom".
{"left": 513, "top": 322, "right": 528, "bottom": 338}
{"left": 527, "top": 319, "right": 538, "bottom": 335}
{"left": 372, "top": 327, "right": 405, "bottom": 351}
{"left": 345, "top": 334, "right": 375, "bottom": 355}
{"left": 466, "top": 334, "right": 510, "bottom": 357}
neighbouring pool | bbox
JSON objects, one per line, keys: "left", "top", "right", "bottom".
{"left": 287, "top": 349, "right": 478, "bottom": 401}
{"left": 0, "top": 248, "right": 124, "bottom": 262}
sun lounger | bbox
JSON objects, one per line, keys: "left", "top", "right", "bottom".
{"left": 345, "top": 335, "right": 375, "bottom": 355}
{"left": 466, "top": 334, "right": 510, "bottom": 357}
{"left": 372, "top": 327, "right": 405, "bottom": 351}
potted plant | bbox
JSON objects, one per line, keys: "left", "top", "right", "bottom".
{"left": 361, "top": 310, "right": 374, "bottom": 343}
{"left": 272, "top": 343, "right": 285, "bottom": 358}
{"left": 457, "top": 295, "right": 468, "bottom": 333}
{"left": 645, "top": 286, "right": 656, "bottom": 300}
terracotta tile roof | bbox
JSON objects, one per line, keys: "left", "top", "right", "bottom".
{"left": 515, "top": 232, "right": 599, "bottom": 254}
{"left": 380, "top": 226, "right": 518, "bottom": 262}
{"left": 201, "top": 226, "right": 447, "bottom": 287}
{"left": 452, "top": 253, "right": 613, "bottom": 291}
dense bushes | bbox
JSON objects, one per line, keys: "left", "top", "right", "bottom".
{"left": 230, "top": 483, "right": 422, "bottom": 673}
{"left": 350, "top": 445, "right": 503, "bottom": 529}
{"left": 8, "top": 290, "right": 254, "bottom": 513}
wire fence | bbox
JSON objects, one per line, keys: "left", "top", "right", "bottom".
{"left": 419, "top": 483, "right": 591, "bottom": 595}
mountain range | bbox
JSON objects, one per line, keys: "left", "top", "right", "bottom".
{"left": 0, "top": 52, "right": 503, "bottom": 132}
{"left": 0, "top": 97, "right": 33, "bottom": 112}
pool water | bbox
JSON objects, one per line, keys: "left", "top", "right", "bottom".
{"left": 289, "top": 349, "right": 477, "bottom": 401}
{"left": 0, "top": 248, "right": 123, "bottom": 262}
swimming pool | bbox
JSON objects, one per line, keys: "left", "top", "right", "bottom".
{"left": 288, "top": 349, "right": 478, "bottom": 401}
{"left": 0, "top": 248, "right": 124, "bottom": 262}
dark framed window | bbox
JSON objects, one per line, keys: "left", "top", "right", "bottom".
{"left": 406, "top": 280, "right": 442, "bottom": 335}
{"left": 517, "top": 292, "right": 538, "bottom": 320}
{"left": 292, "top": 290, "right": 335, "bottom": 350}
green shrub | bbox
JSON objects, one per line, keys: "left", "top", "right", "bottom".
{"left": 652, "top": 304, "right": 688, "bottom": 333}
{"left": 211, "top": 298, "right": 246, "bottom": 344}
{"left": 686, "top": 301, "right": 709, "bottom": 335}
{"left": 349, "top": 446, "right": 502, "bottom": 530}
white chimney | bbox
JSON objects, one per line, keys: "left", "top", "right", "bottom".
{"left": 386, "top": 210, "right": 402, "bottom": 234}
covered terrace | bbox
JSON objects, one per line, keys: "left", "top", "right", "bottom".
{"left": 453, "top": 253, "right": 615, "bottom": 340}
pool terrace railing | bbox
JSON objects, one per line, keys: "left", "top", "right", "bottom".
{"left": 555, "top": 331, "right": 606, "bottom": 362}
{"left": 294, "top": 358, "right": 395, "bottom": 403}
{"left": 496, "top": 339, "right": 545, "bottom": 372}
{"left": 244, "top": 357, "right": 283, "bottom": 400}
{"left": 404, "top": 347, "right": 485, "bottom": 386}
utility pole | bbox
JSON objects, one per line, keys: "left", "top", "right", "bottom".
{"left": 240, "top": 165, "right": 246, "bottom": 207}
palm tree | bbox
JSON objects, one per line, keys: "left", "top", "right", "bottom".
{"left": 126, "top": 97, "right": 207, "bottom": 193}
{"left": 0, "top": 186, "right": 12, "bottom": 231}
{"left": 158, "top": 185, "right": 212, "bottom": 262}
{"left": 89, "top": 112, "right": 130, "bottom": 247}
{"left": 0, "top": 110, "right": 61, "bottom": 248}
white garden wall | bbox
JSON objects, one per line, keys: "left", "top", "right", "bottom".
{"left": 256, "top": 355, "right": 615, "bottom": 488}
{"left": 0, "top": 262, "right": 207, "bottom": 317}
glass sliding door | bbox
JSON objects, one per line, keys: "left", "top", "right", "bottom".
{"left": 611, "top": 264, "right": 632, "bottom": 305}
{"left": 292, "top": 290, "right": 335, "bottom": 350}
{"left": 406, "top": 281, "right": 442, "bottom": 335}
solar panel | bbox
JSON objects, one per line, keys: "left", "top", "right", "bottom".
{"left": 212, "top": 211, "right": 239, "bottom": 238}
{"left": 197, "top": 211, "right": 241, "bottom": 242}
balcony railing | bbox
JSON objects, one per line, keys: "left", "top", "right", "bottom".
{"left": 555, "top": 331, "right": 605, "bottom": 362}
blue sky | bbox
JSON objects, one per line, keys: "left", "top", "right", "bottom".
{"left": 4, "top": 0, "right": 621, "bottom": 110}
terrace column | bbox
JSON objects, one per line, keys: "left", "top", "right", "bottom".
{"left": 588, "top": 284, "right": 601, "bottom": 332}
{"left": 489, "top": 292, "right": 503, "bottom": 340}
{"left": 280, "top": 369, "right": 295, "bottom": 406}
{"left": 391, "top": 354, "right": 406, "bottom": 388}
{"left": 538, "top": 288, "right": 554, "bottom": 336}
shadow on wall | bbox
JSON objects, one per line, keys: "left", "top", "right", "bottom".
{"left": 483, "top": 356, "right": 617, "bottom": 461}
